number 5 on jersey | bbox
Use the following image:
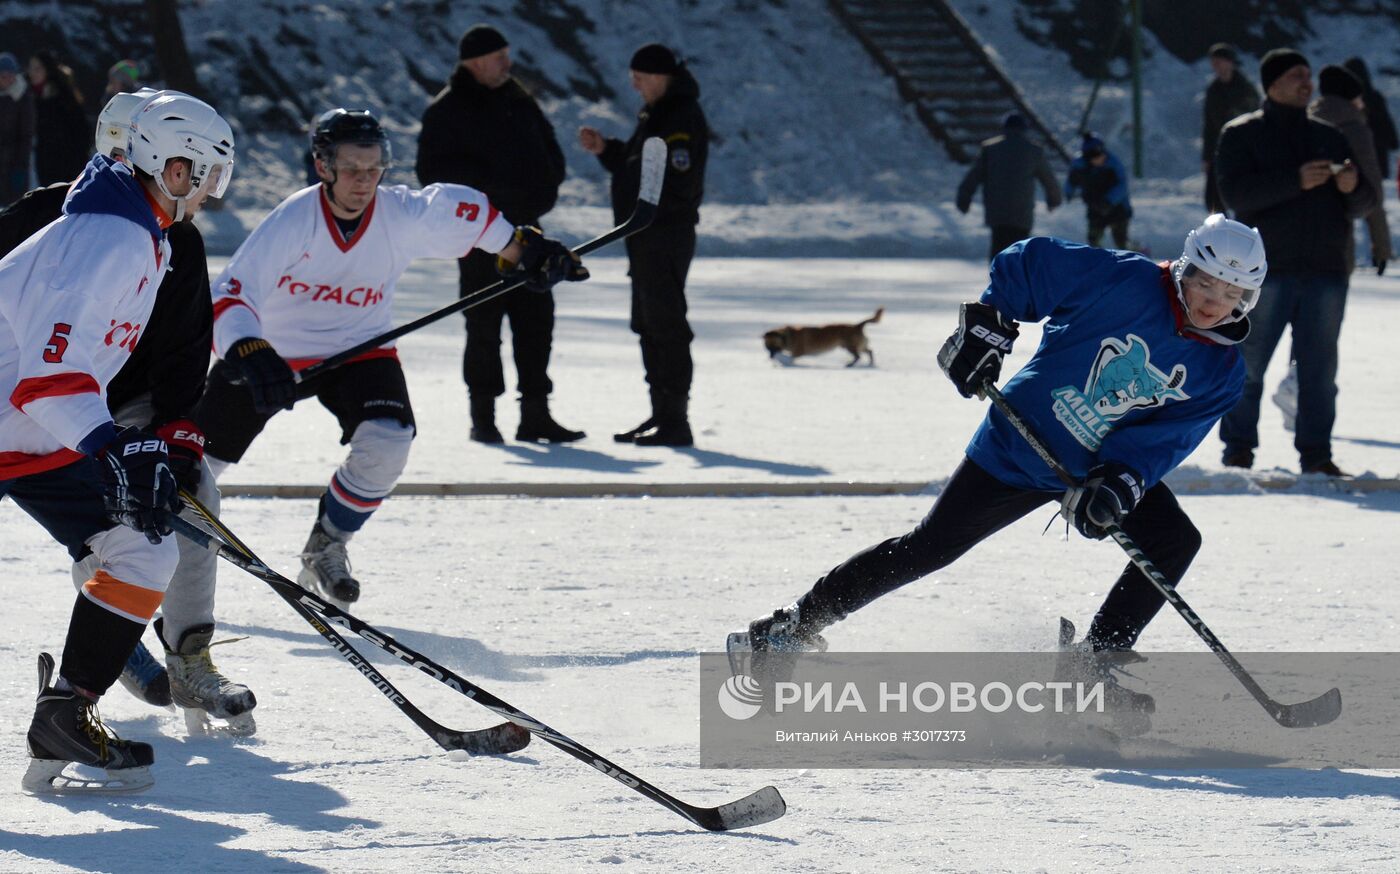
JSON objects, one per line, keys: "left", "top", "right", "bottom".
{"left": 42, "top": 323, "right": 72, "bottom": 363}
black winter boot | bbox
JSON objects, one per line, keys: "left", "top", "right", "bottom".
{"left": 469, "top": 395, "right": 503, "bottom": 444}
{"left": 635, "top": 392, "right": 693, "bottom": 446}
{"left": 516, "top": 395, "right": 585, "bottom": 443}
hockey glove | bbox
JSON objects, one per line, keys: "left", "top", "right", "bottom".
{"left": 93, "top": 426, "right": 181, "bottom": 544}
{"left": 227, "top": 337, "right": 297, "bottom": 414}
{"left": 155, "top": 418, "right": 205, "bottom": 491}
{"left": 497, "top": 226, "right": 589, "bottom": 293}
{"left": 936, "top": 301, "right": 1019, "bottom": 399}
{"left": 1061, "top": 462, "right": 1144, "bottom": 541}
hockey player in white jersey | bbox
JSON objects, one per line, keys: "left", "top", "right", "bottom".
{"left": 196, "top": 108, "right": 585, "bottom": 606}
{"left": 0, "top": 90, "right": 234, "bottom": 792}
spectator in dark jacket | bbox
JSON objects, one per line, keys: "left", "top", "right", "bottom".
{"left": 580, "top": 43, "right": 708, "bottom": 447}
{"left": 1216, "top": 49, "right": 1377, "bottom": 477}
{"left": 417, "top": 24, "right": 580, "bottom": 445}
{"left": 1202, "top": 44, "right": 1261, "bottom": 214}
{"left": 1341, "top": 56, "right": 1396, "bottom": 274}
{"left": 1342, "top": 57, "right": 1398, "bottom": 180}
{"left": 26, "top": 51, "right": 89, "bottom": 185}
{"left": 0, "top": 52, "right": 35, "bottom": 205}
{"left": 956, "top": 113, "right": 1061, "bottom": 261}
{"left": 1064, "top": 133, "right": 1133, "bottom": 249}
{"left": 1310, "top": 65, "right": 1391, "bottom": 272}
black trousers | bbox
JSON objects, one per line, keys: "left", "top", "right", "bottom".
{"left": 989, "top": 225, "right": 1030, "bottom": 262}
{"left": 627, "top": 224, "right": 696, "bottom": 397}
{"left": 796, "top": 458, "right": 1202, "bottom": 649}
{"left": 460, "top": 249, "right": 555, "bottom": 399}
{"left": 1088, "top": 215, "right": 1131, "bottom": 249}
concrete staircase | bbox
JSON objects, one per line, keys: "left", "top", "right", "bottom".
{"left": 829, "top": 0, "right": 1070, "bottom": 164}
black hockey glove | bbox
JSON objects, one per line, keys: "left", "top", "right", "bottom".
{"left": 1061, "top": 462, "right": 1144, "bottom": 541}
{"left": 497, "top": 226, "right": 589, "bottom": 293}
{"left": 154, "top": 418, "right": 205, "bottom": 491}
{"left": 94, "top": 426, "right": 181, "bottom": 544}
{"left": 227, "top": 337, "right": 297, "bottom": 414}
{"left": 937, "top": 301, "right": 1019, "bottom": 399}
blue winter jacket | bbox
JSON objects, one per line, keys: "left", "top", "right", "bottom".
{"left": 1064, "top": 152, "right": 1132, "bottom": 219}
{"left": 965, "top": 238, "right": 1246, "bottom": 492}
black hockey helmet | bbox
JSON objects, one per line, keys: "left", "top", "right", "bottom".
{"left": 310, "top": 108, "right": 392, "bottom": 166}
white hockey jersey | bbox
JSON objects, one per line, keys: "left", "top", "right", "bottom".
{"left": 211, "top": 183, "right": 513, "bottom": 365}
{"left": 0, "top": 157, "right": 169, "bottom": 479}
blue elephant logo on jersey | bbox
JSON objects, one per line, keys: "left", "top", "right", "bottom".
{"left": 1051, "top": 334, "right": 1189, "bottom": 450}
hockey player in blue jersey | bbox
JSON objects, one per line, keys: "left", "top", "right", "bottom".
{"left": 729, "top": 215, "right": 1267, "bottom": 697}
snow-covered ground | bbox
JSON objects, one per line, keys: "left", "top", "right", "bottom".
{"left": 2, "top": 256, "right": 1399, "bottom": 872}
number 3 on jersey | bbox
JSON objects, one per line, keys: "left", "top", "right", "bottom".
{"left": 42, "top": 323, "right": 72, "bottom": 363}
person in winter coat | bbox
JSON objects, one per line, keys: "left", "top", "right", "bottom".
{"left": 956, "top": 113, "right": 1061, "bottom": 261}
{"left": 26, "top": 51, "right": 89, "bottom": 186}
{"left": 1310, "top": 65, "right": 1391, "bottom": 272}
{"left": 417, "top": 24, "right": 580, "bottom": 445}
{"left": 1215, "top": 49, "right": 1377, "bottom": 477}
{"left": 580, "top": 43, "right": 708, "bottom": 447}
{"left": 1340, "top": 57, "right": 1396, "bottom": 274}
{"left": 0, "top": 52, "right": 35, "bottom": 205}
{"left": 1202, "top": 44, "right": 1261, "bottom": 214}
{"left": 728, "top": 216, "right": 1268, "bottom": 731}
{"left": 1064, "top": 134, "right": 1133, "bottom": 249}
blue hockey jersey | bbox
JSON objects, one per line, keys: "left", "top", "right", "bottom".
{"left": 965, "top": 237, "right": 1246, "bottom": 492}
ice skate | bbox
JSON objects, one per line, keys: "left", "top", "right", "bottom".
{"left": 116, "top": 639, "right": 173, "bottom": 707}
{"left": 22, "top": 653, "right": 154, "bottom": 795}
{"left": 156, "top": 619, "right": 257, "bottom": 737}
{"left": 726, "top": 603, "right": 829, "bottom": 704}
{"left": 1056, "top": 618, "right": 1154, "bottom": 737}
{"left": 299, "top": 521, "right": 361, "bottom": 608}
{"left": 1271, "top": 362, "right": 1298, "bottom": 433}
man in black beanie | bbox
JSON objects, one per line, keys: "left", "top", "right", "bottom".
{"left": 1201, "top": 42, "right": 1259, "bottom": 213}
{"left": 417, "top": 24, "right": 583, "bottom": 444}
{"left": 579, "top": 44, "right": 708, "bottom": 447}
{"left": 1215, "top": 49, "right": 1377, "bottom": 477}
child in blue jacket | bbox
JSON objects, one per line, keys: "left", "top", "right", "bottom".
{"left": 1066, "top": 134, "right": 1133, "bottom": 249}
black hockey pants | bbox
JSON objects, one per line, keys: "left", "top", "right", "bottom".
{"left": 795, "top": 457, "right": 1202, "bottom": 649}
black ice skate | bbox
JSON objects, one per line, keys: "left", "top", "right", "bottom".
{"left": 23, "top": 653, "right": 154, "bottom": 795}
{"left": 299, "top": 521, "right": 361, "bottom": 607}
{"left": 116, "top": 639, "right": 172, "bottom": 707}
{"left": 1056, "top": 617, "right": 1155, "bottom": 737}
{"left": 156, "top": 618, "right": 257, "bottom": 737}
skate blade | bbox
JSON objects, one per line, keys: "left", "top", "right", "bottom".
{"left": 21, "top": 758, "right": 153, "bottom": 795}
{"left": 297, "top": 569, "right": 355, "bottom": 613}
{"left": 182, "top": 706, "right": 257, "bottom": 738}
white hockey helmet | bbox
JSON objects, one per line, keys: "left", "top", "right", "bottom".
{"left": 94, "top": 87, "right": 159, "bottom": 159}
{"left": 1172, "top": 213, "right": 1267, "bottom": 323}
{"left": 127, "top": 91, "right": 235, "bottom": 207}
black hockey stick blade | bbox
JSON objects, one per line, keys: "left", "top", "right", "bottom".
{"left": 1269, "top": 686, "right": 1343, "bottom": 729}
{"left": 686, "top": 785, "right": 787, "bottom": 832}
{"left": 297, "top": 139, "right": 664, "bottom": 383}
{"left": 170, "top": 501, "right": 529, "bottom": 756}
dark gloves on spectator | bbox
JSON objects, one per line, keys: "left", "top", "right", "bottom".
{"left": 228, "top": 337, "right": 297, "bottom": 414}
{"left": 497, "top": 226, "right": 589, "bottom": 293}
{"left": 89, "top": 425, "right": 181, "bottom": 544}
{"left": 154, "top": 418, "right": 205, "bottom": 491}
{"left": 1061, "top": 462, "right": 1144, "bottom": 540}
{"left": 937, "top": 301, "right": 1019, "bottom": 399}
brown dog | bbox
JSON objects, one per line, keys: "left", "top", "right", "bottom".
{"left": 763, "top": 307, "right": 884, "bottom": 367}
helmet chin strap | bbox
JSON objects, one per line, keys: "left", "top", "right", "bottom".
{"left": 152, "top": 171, "right": 190, "bottom": 222}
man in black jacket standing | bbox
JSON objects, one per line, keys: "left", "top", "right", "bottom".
{"left": 1201, "top": 44, "right": 1260, "bottom": 214}
{"left": 580, "top": 43, "right": 708, "bottom": 447}
{"left": 417, "top": 24, "right": 582, "bottom": 444}
{"left": 1216, "top": 48, "right": 1377, "bottom": 477}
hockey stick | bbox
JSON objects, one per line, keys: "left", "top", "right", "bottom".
{"left": 295, "top": 136, "right": 668, "bottom": 383}
{"left": 170, "top": 496, "right": 786, "bottom": 831}
{"left": 172, "top": 492, "right": 530, "bottom": 756}
{"left": 982, "top": 382, "right": 1342, "bottom": 728}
